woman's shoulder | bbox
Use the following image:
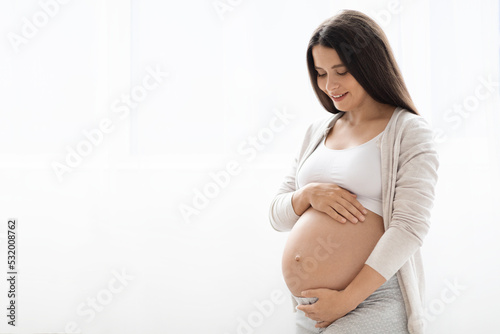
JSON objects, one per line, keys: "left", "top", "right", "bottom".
{"left": 391, "top": 108, "right": 437, "bottom": 152}
{"left": 394, "top": 107, "right": 432, "bottom": 133}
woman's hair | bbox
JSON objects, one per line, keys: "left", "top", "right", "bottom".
{"left": 306, "top": 9, "right": 419, "bottom": 115}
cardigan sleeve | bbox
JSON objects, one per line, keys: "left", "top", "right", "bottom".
{"left": 268, "top": 122, "right": 317, "bottom": 232}
{"left": 365, "top": 116, "right": 440, "bottom": 280}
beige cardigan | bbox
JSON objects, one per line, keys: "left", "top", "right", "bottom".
{"left": 268, "top": 107, "right": 439, "bottom": 334}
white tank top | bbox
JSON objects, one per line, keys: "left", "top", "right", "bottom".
{"left": 297, "top": 130, "right": 384, "bottom": 216}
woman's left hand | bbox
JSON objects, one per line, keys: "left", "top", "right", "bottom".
{"left": 296, "top": 288, "right": 357, "bottom": 328}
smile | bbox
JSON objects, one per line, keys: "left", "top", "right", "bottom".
{"left": 332, "top": 92, "right": 347, "bottom": 98}
{"left": 331, "top": 92, "right": 348, "bottom": 102}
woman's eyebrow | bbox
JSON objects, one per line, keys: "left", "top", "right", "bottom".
{"left": 314, "top": 64, "right": 345, "bottom": 69}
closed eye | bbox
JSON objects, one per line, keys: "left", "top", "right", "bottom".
{"left": 317, "top": 71, "right": 348, "bottom": 77}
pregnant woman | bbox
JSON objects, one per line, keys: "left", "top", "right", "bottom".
{"left": 268, "top": 10, "right": 439, "bottom": 334}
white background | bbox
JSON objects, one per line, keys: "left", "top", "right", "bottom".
{"left": 0, "top": 0, "right": 499, "bottom": 333}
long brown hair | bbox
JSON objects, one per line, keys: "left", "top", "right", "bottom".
{"left": 306, "top": 9, "right": 419, "bottom": 115}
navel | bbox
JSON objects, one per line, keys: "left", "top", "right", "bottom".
{"left": 295, "top": 255, "right": 301, "bottom": 262}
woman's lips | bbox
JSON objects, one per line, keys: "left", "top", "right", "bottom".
{"left": 331, "top": 92, "right": 348, "bottom": 102}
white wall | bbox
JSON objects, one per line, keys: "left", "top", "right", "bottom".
{"left": 0, "top": 0, "right": 498, "bottom": 333}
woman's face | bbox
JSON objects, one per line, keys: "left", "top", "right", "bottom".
{"left": 312, "top": 44, "right": 373, "bottom": 113}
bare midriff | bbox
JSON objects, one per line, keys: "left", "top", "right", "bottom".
{"left": 282, "top": 206, "right": 385, "bottom": 297}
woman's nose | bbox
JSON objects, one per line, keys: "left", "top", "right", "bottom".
{"left": 326, "top": 76, "right": 339, "bottom": 93}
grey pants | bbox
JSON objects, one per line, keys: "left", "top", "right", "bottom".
{"left": 293, "top": 274, "right": 410, "bottom": 334}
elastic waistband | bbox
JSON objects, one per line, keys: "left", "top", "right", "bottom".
{"left": 292, "top": 295, "right": 318, "bottom": 306}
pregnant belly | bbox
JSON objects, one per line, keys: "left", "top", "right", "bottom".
{"left": 282, "top": 206, "right": 385, "bottom": 297}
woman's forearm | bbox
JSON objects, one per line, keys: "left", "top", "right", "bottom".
{"left": 343, "top": 264, "right": 387, "bottom": 308}
{"left": 291, "top": 183, "right": 313, "bottom": 216}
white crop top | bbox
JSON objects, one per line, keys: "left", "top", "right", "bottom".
{"left": 297, "top": 130, "right": 384, "bottom": 216}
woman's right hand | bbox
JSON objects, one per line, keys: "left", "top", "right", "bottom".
{"left": 304, "top": 183, "right": 368, "bottom": 224}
